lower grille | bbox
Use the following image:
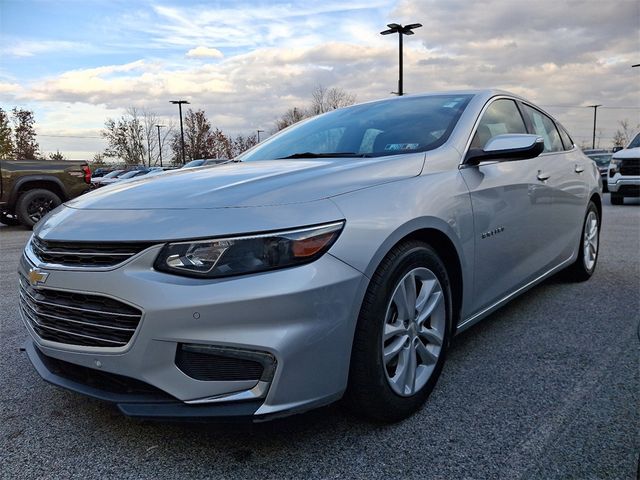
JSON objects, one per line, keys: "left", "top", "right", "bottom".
{"left": 30, "top": 236, "right": 154, "bottom": 268}
{"left": 34, "top": 346, "right": 173, "bottom": 399}
{"left": 19, "top": 275, "right": 142, "bottom": 348}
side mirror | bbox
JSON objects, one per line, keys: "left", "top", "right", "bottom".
{"left": 612, "top": 146, "right": 623, "bottom": 153}
{"left": 465, "top": 134, "right": 545, "bottom": 165}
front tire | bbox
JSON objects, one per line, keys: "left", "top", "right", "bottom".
{"left": 16, "top": 189, "right": 62, "bottom": 228}
{"left": 564, "top": 201, "right": 600, "bottom": 282}
{"left": 346, "top": 241, "right": 452, "bottom": 423}
{"left": 610, "top": 193, "right": 623, "bottom": 205}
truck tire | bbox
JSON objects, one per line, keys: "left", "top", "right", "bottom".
{"left": 0, "top": 212, "right": 20, "bottom": 226}
{"left": 610, "top": 193, "right": 623, "bottom": 205}
{"left": 16, "top": 189, "right": 62, "bottom": 228}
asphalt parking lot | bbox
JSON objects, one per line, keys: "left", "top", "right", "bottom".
{"left": 1, "top": 197, "right": 638, "bottom": 480}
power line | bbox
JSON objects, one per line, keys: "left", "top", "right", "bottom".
{"left": 541, "top": 105, "right": 640, "bottom": 110}
{"left": 37, "top": 134, "right": 103, "bottom": 139}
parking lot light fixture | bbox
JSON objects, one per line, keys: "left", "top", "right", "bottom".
{"left": 380, "top": 22, "right": 422, "bottom": 96}
{"left": 170, "top": 100, "right": 190, "bottom": 164}
{"left": 155, "top": 124, "right": 165, "bottom": 167}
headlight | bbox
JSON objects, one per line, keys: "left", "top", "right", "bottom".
{"left": 154, "top": 221, "right": 345, "bottom": 278}
{"left": 609, "top": 158, "right": 622, "bottom": 176}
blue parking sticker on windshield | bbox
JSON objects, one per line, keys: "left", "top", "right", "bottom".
{"left": 384, "top": 143, "right": 420, "bottom": 151}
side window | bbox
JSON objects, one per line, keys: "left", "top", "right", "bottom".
{"left": 470, "top": 99, "right": 527, "bottom": 149}
{"left": 521, "top": 104, "right": 563, "bottom": 153}
{"left": 557, "top": 125, "right": 574, "bottom": 150}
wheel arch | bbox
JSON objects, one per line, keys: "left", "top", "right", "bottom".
{"left": 359, "top": 218, "right": 469, "bottom": 333}
{"left": 10, "top": 176, "right": 66, "bottom": 208}
{"left": 589, "top": 191, "right": 602, "bottom": 220}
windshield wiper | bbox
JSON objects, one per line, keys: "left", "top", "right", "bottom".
{"left": 276, "top": 152, "right": 367, "bottom": 159}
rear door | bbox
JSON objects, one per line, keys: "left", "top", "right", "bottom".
{"left": 459, "top": 98, "right": 554, "bottom": 313}
{"left": 519, "top": 103, "right": 588, "bottom": 263}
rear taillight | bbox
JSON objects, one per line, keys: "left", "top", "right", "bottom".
{"left": 82, "top": 165, "right": 92, "bottom": 184}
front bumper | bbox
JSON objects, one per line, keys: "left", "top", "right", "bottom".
{"left": 608, "top": 175, "right": 640, "bottom": 195}
{"left": 20, "top": 243, "right": 367, "bottom": 420}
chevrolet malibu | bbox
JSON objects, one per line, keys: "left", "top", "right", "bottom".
{"left": 20, "top": 90, "right": 601, "bottom": 422}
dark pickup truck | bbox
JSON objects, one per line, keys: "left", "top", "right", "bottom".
{"left": 0, "top": 160, "right": 91, "bottom": 228}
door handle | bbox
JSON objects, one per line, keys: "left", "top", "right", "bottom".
{"left": 537, "top": 170, "right": 551, "bottom": 181}
{"left": 575, "top": 164, "right": 585, "bottom": 173}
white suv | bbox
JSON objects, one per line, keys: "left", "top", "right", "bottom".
{"left": 608, "top": 132, "right": 640, "bottom": 205}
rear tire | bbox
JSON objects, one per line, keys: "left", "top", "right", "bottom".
{"left": 563, "top": 201, "right": 599, "bottom": 282}
{"left": 346, "top": 241, "right": 452, "bottom": 423}
{"left": 610, "top": 193, "right": 623, "bottom": 205}
{"left": 16, "top": 189, "right": 62, "bottom": 228}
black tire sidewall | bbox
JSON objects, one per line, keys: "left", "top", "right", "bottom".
{"left": 348, "top": 241, "right": 453, "bottom": 422}
{"left": 580, "top": 202, "right": 600, "bottom": 276}
{"left": 16, "top": 189, "right": 62, "bottom": 228}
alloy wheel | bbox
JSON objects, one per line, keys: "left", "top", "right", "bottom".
{"left": 382, "top": 267, "right": 446, "bottom": 397}
{"left": 27, "top": 196, "right": 55, "bottom": 223}
{"left": 583, "top": 210, "right": 598, "bottom": 271}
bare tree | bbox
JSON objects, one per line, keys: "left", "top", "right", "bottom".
{"left": 274, "top": 86, "right": 356, "bottom": 132}
{"left": 0, "top": 108, "right": 13, "bottom": 159}
{"left": 170, "top": 109, "right": 219, "bottom": 163}
{"left": 230, "top": 133, "right": 258, "bottom": 157}
{"left": 612, "top": 119, "right": 639, "bottom": 148}
{"left": 309, "top": 85, "right": 356, "bottom": 115}
{"left": 12, "top": 108, "right": 39, "bottom": 159}
{"left": 102, "top": 107, "right": 146, "bottom": 165}
{"left": 274, "top": 107, "right": 307, "bottom": 132}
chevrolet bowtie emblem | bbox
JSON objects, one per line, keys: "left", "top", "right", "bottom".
{"left": 28, "top": 268, "right": 49, "bottom": 287}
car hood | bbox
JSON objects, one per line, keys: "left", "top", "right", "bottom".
{"left": 612, "top": 147, "right": 640, "bottom": 159}
{"left": 66, "top": 155, "right": 425, "bottom": 210}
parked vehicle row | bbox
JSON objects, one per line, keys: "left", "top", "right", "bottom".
{"left": 20, "top": 89, "right": 602, "bottom": 423}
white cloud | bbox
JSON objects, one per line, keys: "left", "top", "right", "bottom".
{"left": 186, "top": 46, "right": 224, "bottom": 59}
{"left": 4, "top": 0, "right": 639, "bottom": 158}
{"left": 1, "top": 40, "right": 81, "bottom": 57}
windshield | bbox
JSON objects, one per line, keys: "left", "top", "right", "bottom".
{"left": 183, "top": 159, "right": 206, "bottom": 168}
{"left": 628, "top": 132, "right": 640, "bottom": 149}
{"left": 103, "top": 170, "right": 123, "bottom": 178}
{"left": 587, "top": 154, "right": 612, "bottom": 166}
{"left": 119, "top": 170, "right": 146, "bottom": 179}
{"left": 239, "top": 94, "right": 473, "bottom": 161}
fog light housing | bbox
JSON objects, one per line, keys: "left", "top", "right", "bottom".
{"left": 176, "top": 343, "right": 276, "bottom": 383}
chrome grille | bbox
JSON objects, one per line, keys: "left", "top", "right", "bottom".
{"left": 30, "top": 236, "right": 153, "bottom": 268}
{"left": 620, "top": 158, "right": 640, "bottom": 176}
{"left": 19, "top": 275, "right": 142, "bottom": 348}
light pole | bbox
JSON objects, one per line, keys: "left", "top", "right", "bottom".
{"left": 170, "top": 100, "right": 189, "bottom": 164}
{"left": 155, "top": 124, "right": 165, "bottom": 167}
{"left": 380, "top": 23, "right": 422, "bottom": 96}
{"left": 257, "top": 129, "right": 264, "bottom": 142}
{"left": 587, "top": 104, "right": 601, "bottom": 149}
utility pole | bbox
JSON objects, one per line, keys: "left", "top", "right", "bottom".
{"left": 380, "top": 23, "right": 422, "bottom": 96}
{"left": 257, "top": 129, "right": 264, "bottom": 142}
{"left": 155, "top": 124, "right": 165, "bottom": 167}
{"left": 170, "top": 100, "right": 189, "bottom": 164}
{"left": 588, "top": 104, "right": 601, "bottom": 149}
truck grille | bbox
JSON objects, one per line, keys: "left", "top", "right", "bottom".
{"left": 19, "top": 275, "right": 142, "bottom": 348}
{"left": 620, "top": 158, "right": 640, "bottom": 176}
{"left": 30, "top": 236, "right": 154, "bottom": 268}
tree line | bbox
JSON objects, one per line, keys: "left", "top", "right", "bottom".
{"left": 7, "top": 84, "right": 634, "bottom": 164}
{"left": 1, "top": 86, "right": 356, "bottom": 164}
{"left": 100, "top": 86, "right": 357, "bottom": 167}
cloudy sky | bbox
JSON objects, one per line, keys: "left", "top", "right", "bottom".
{"left": 1, "top": 0, "right": 638, "bottom": 159}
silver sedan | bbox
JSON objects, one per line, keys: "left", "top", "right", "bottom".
{"left": 20, "top": 89, "right": 601, "bottom": 422}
